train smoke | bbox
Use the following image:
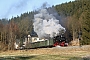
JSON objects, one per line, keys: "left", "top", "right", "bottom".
{"left": 33, "top": 9, "right": 65, "bottom": 39}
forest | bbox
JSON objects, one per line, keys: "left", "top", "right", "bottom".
{"left": 0, "top": 0, "right": 90, "bottom": 51}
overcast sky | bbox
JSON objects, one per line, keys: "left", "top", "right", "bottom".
{"left": 0, "top": 0, "right": 75, "bottom": 19}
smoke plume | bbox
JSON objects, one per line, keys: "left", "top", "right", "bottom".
{"left": 2, "top": 0, "right": 29, "bottom": 19}
{"left": 33, "top": 8, "right": 65, "bottom": 39}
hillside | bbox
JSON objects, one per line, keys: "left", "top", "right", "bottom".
{"left": 0, "top": 0, "right": 90, "bottom": 51}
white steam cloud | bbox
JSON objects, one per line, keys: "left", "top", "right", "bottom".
{"left": 33, "top": 9, "right": 65, "bottom": 39}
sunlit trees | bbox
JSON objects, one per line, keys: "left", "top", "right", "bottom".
{"left": 8, "top": 20, "right": 19, "bottom": 50}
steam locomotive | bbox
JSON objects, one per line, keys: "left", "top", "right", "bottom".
{"left": 23, "top": 34, "right": 68, "bottom": 49}
{"left": 15, "top": 34, "right": 68, "bottom": 49}
{"left": 53, "top": 35, "right": 68, "bottom": 47}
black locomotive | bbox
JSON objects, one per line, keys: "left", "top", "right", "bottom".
{"left": 53, "top": 35, "right": 68, "bottom": 47}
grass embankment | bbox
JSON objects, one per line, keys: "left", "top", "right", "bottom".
{"left": 0, "top": 45, "right": 90, "bottom": 60}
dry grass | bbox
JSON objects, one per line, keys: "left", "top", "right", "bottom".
{"left": 0, "top": 45, "right": 90, "bottom": 60}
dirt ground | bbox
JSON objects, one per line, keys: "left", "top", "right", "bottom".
{"left": 0, "top": 45, "right": 90, "bottom": 60}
